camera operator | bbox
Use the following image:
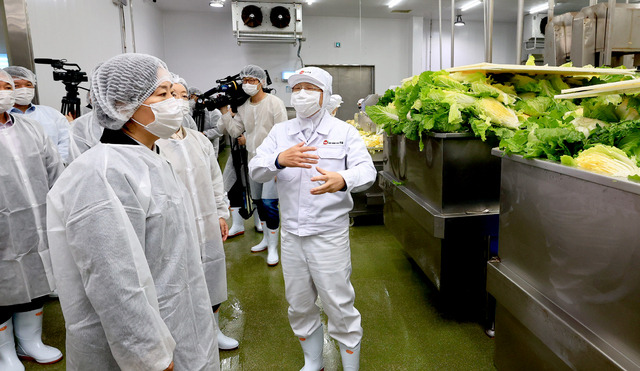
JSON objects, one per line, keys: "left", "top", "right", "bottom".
{"left": 4, "top": 66, "right": 71, "bottom": 163}
{"left": 189, "top": 87, "right": 223, "bottom": 158}
{"left": 219, "top": 64, "right": 287, "bottom": 266}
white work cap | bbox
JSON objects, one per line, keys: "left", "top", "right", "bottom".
{"left": 289, "top": 66, "right": 333, "bottom": 108}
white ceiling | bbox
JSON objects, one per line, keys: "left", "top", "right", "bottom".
{"left": 152, "top": 0, "right": 638, "bottom": 22}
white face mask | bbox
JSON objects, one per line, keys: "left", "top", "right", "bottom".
{"left": 0, "top": 90, "right": 16, "bottom": 113}
{"left": 242, "top": 83, "right": 260, "bottom": 97}
{"left": 179, "top": 99, "right": 191, "bottom": 116}
{"left": 132, "top": 97, "right": 183, "bottom": 139}
{"left": 291, "top": 89, "right": 322, "bottom": 118}
{"left": 14, "top": 87, "right": 35, "bottom": 105}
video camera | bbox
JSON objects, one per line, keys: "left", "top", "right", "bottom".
{"left": 34, "top": 58, "right": 88, "bottom": 118}
{"left": 192, "top": 70, "right": 273, "bottom": 130}
{"left": 34, "top": 58, "right": 88, "bottom": 85}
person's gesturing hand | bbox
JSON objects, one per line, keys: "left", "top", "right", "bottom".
{"left": 310, "top": 167, "right": 346, "bottom": 195}
{"left": 277, "top": 142, "right": 319, "bottom": 169}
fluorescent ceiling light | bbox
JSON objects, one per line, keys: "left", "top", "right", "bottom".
{"left": 388, "top": 0, "right": 402, "bottom": 8}
{"left": 306, "top": 0, "right": 313, "bottom": 4}
{"left": 529, "top": 3, "right": 549, "bottom": 14}
{"left": 209, "top": 0, "right": 224, "bottom": 7}
{"left": 460, "top": 0, "right": 481, "bottom": 12}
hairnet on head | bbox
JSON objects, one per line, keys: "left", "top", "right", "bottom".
{"left": 4, "top": 66, "right": 36, "bottom": 86}
{"left": 170, "top": 73, "right": 189, "bottom": 95}
{"left": 189, "top": 87, "right": 202, "bottom": 97}
{"left": 91, "top": 53, "right": 171, "bottom": 130}
{"left": 327, "top": 94, "right": 343, "bottom": 113}
{"left": 0, "top": 69, "right": 15, "bottom": 89}
{"left": 240, "top": 64, "right": 267, "bottom": 86}
{"left": 288, "top": 67, "right": 333, "bottom": 109}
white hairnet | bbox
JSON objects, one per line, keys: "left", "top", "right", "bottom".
{"left": 0, "top": 69, "right": 15, "bottom": 89}
{"left": 240, "top": 65, "right": 267, "bottom": 86}
{"left": 288, "top": 67, "right": 333, "bottom": 109}
{"left": 91, "top": 53, "right": 171, "bottom": 130}
{"left": 327, "top": 94, "right": 343, "bottom": 113}
{"left": 171, "top": 73, "right": 189, "bottom": 95}
{"left": 4, "top": 66, "right": 36, "bottom": 86}
{"left": 189, "top": 87, "right": 202, "bottom": 96}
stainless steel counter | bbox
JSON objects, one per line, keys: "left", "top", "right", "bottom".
{"left": 489, "top": 150, "right": 640, "bottom": 370}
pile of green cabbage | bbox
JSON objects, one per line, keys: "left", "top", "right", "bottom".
{"left": 366, "top": 65, "right": 640, "bottom": 179}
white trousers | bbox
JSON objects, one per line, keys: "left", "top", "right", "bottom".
{"left": 281, "top": 227, "right": 363, "bottom": 348}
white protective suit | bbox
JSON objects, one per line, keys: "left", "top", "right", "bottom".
{"left": 220, "top": 94, "right": 287, "bottom": 199}
{"left": 249, "top": 68, "right": 376, "bottom": 349}
{"left": 68, "top": 111, "right": 101, "bottom": 161}
{"left": 0, "top": 114, "right": 63, "bottom": 306}
{"left": 47, "top": 143, "right": 219, "bottom": 371}
{"left": 157, "top": 127, "right": 230, "bottom": 306}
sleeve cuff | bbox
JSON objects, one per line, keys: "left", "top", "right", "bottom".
{"left": 275, "top": 154, "right": 285, "bottom": 169}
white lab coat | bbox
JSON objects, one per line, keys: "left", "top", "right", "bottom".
{"left": 157, "top": 127, "right": 230, "bottom": 306}
{"left": 0, "top": 114, "right": 63, "bottom": 306}
{"left": 46, "top": 143, "right": 218, "bottom": 371}
{"left": 248, "top": 111, "right": 376, "bottom": 348}
{"left": 249, "top": 111, "right": 377, "bottom": 236}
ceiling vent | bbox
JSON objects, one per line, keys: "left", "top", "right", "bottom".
{"left": 232, "top": 1, "right": 304, "bottom": 44}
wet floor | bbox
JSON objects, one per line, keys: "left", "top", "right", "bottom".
{"left": 26, "top": 148, "right": 496, "bottom": 370}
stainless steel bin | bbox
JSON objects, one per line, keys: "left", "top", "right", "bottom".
{"left": 380, "top": 133, "right": 501, "bottom": 319}
{"left": 489, "top": 150, "right": 640, "bottom": 370}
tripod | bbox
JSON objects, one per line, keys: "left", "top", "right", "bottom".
{"left": 60, "top": 83, "right": 84, "bottom": 120}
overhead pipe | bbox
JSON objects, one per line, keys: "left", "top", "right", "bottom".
{"left": 487, "top": 0, "right": 494, "bottom": 62}
{"left": 129, "top": 0, "right": 137, "bottom": 52}
{"left": 516, "top": 0, "right": 524, "bottom": 64}
{"left": 439, "top": 0, "right": 443, "bottom": 70}
{"left": 451, "top": 0, "right": 455, "bottom": 68}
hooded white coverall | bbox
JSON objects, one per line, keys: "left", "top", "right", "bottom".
{"left": 249, "top": 109, "right": 376, "bottom": 347}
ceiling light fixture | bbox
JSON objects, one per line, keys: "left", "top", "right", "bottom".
{"left": 388, "top": 0, "right": 402, "bottom": 8}
{"left": 454, "top": 14, "right": 465, "bottom": 27}
{"left": 209, "top": 0, "right": 224, "bottom": 7}
{"left": 460, "top": 0, "right": 481, "bottom": 12}
{"left": 306, "top": 0, "right": 313, "bottom": 4}
{"left": 529, "top": 3, "right": 549, "bottom": 14}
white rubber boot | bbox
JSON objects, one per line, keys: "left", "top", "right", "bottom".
{"left": 0, "top": 319, "right": 24, "bottom": 371}
{"left": 13, "top": 309, "right": 62, "bottom": 364}
{"left": 214, "top": 312, "right": 239, "bottom": 351}
{"left": 254, "top": 213, "right": 263, "bottom": 233}
{"left": 228, "top": 207, "right": 245, "bottom": 238}
{"left": 266, "top": 226, "right": 280, "bottom": 266}
{"left": 298, "top": 325, "right": 324, "bottom": 371}
{"left": 250, "top": 221, "right": 268, "bottom": 252}
{"left": 339, "top": 341, "right": 360, "bottom": 371}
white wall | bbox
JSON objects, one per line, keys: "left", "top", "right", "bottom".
{"left": 162, "top": 11, "right": 412, "bottom": 103}
{"left": 25, "top": 0, "right": 165, "bottom": 109}
{"left": 428, "top": 20, "right": 517, "bottom": 70}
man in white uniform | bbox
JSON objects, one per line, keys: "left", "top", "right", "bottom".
{"left": 220, "top": 64, "right": 287, "bottom": 266}
{"left": 249, "top": 67, "right": 376, "bottom": 371}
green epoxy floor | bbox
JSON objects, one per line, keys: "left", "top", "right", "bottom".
{"left": 29, "top": 221, "right": 495, "bottom": 370}
{"left": 27, "top": 148, "right": 496, "bottom": 370}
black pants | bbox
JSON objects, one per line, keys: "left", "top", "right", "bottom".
{"left": 0, "top": 296, "right": 49, "bottom": 324}
{"left": 228, "top": 177, "right": 245, "bottom": 208}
